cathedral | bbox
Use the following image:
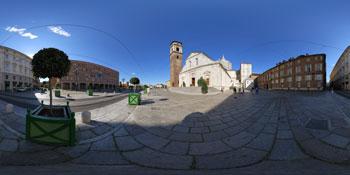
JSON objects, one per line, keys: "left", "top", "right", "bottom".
{"left": 169, "top": 41, "right": 254, "bottom": 91}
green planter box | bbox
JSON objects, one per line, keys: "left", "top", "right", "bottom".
{"left": 87, "top": 89, "right": 93, "bottom": 96}
{"left": 128, "top": 93, "right": 141, "bottom": 105}
{"left": 26, "top": 104, "right": 76, "bottom": 146}
{"left": 54, "top": 90, "right": 61, "bottom": 97}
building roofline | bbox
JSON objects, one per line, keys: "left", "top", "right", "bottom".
{"left": 71, "top": 60, "right": 119, "bottom": 73}
{"left": 330, "top": 46, "right": 350, "bottom": 77}
{"left": 186, "top": 51, "right": 213, "bottom": 61}
{"left": 258, "top": 53, "right": 326, "bottom": 75}
{"left": 170, "top": 41, "right": 182, "bottom": 46}
{"left": 0, "top": 45, "right": 32, "bottom": 61}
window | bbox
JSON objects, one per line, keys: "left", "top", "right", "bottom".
{"left": 5, "top": 75, "right": 8, "bottom": 79}
{"left": 296, "top": 66, "right": 301, "bottom": 74}
{"left": 176, "top": 47, "right": 179, "bottom": 52}
{"left": 196, "top": 58, "right": 198, "bottom": 65}
{"left": 305, "top": 64, "right": 312, "bottom": 73}
{"left": 5, "top": 63, "right": 10, "bottom": 72}
{"left": 305, "top": 75, "right": 312, "bottom": 81}
{"left": 316, "top": 74, "right": 323, "bottom": 81}
{"left": 307, "top": 81, "right": 311, "bottom": 88}
{"left": 280, "top": 70, "right": 284, "bottom": 77}
{"left": 296, "top": 76, "right": 302, "bottom": 82}
{"left": 316, "top": 63, "right": 323, "bottom": 72}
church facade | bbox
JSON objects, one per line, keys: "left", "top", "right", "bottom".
{"left": 170, "top": 41, "right": 253, "bottom": 91}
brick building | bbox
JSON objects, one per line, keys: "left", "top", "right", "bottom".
{"left": 59, "top": 60, "right": 119, "bottom": 91}
{"left": 169, "top": 41, "right": 183, "bottom": 87}
{"left": 257, "top": 54, "right": 326, "bottom": 91}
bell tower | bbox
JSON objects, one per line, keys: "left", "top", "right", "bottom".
{"left": 170, "top": 41, "right": 183, "bottom": 87}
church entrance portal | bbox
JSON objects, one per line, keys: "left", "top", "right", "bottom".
{"left": 191, "top": 78, "right": 195, "bottom": 86}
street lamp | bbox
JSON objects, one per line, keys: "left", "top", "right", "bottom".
{"left": 73, "top": 64, "right": 79, "bottom": 95}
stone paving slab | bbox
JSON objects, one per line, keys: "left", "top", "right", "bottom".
{"left": 72, "top": 151, "right": 129, "bottom": 165}
{"left": 195, "top": 147, "right": 267, "bottom": 169}
{"left": 122, "top": 147, "right": 193, "bottom": 169}
{"left": 269, "top": 139, "right": 308, "bottom": 160}
{"left": 189, "top": 140, "right": 231, "bottom": 155}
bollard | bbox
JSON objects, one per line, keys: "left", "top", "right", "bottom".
{"left": 81, "top": 111, "right": 91, "bottom": 124}
{"left": 5, "top": 104, "right": 14, "bottom": 113}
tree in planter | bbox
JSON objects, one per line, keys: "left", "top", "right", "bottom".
{"left": 55, "top": 83, "right": 61, "bottom": 89}
{"left": 32, "top": 48, "right": 71, "bottom": 113}
{"left": 130, "top": 77, "right": 140, "bottom": 92}
{"left": 197, "top": 77, "right": 208, "bottom": 94}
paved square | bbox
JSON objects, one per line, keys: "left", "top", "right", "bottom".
{"left": 1, "top": 89, "right": 350, "bottom": 173}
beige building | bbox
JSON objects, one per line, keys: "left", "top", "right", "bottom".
{"left": 330, "top": 46, "right": 350, "bottom": 90}
{"left": 0, "top": 45, "right": 34, "bottom": 91}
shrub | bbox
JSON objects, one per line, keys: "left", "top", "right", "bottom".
{"left": 197, "top": 77, "right": 208, "bottom": 94}
{"left": 56, "top": 83, "right": 61, "bottom": 89}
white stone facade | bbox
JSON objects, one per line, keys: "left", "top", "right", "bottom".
{"left": 239, "top": 63, "right": 254, "bottom": 89}
{"left": 0, "top": 46, "right": 33, "bottom": 91}
{"left": 179, "top": 52, "right": 252, "bottom": 91}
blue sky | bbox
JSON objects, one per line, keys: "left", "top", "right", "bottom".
{"left": 1, "top": 0, "right": 350, "bottom": 84}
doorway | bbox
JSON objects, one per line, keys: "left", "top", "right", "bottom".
{"left": 191, "top": 78, "right": 195, "bottom": 86}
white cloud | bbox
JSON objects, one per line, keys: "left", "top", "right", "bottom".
{"left": 5, "top": 26, "right": 38, "bottom": 39}
{"left": 48, "top": 26, "right": 71, "bottom": 37}
{"left": 20, "top": 32, "right": 38, "bottom": 39}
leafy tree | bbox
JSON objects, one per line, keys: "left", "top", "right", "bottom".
{"left": 129, "top": 77, "right": 140, "bottom": 92}
{"left": 32, "top": 48, "right": 71, "bottom": 112}
{"left": 55, "top": 83, "right": 61, "bottom": 89}
{"left": 197, "top": 77, "right": 208, "bottom": 94}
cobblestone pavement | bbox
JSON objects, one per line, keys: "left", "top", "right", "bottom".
{"left": 1, "top": 89, "right": 350, "bottom": 173}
